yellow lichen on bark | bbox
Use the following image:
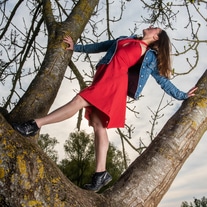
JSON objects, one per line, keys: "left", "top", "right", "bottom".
{"left": 44, "top": 184, "right": 51, "bottom": 200}
{"left": 196, "top": 98, "right": 207, "bottom": 108}
{"left": 17, "top": 154, "right": 27, "bottom": 177}
{"left": 51, "top": 177, "right": 61, "bottom": 184}
{"left": 1, "top": 137, "right": 15, "bottom": 158}
{"left": 36, "top": 157, "right": 45, "bottom": 179}
{"left": 27, "top": 200, "right": 43, "bottom": 207}
{"left": 21, "top": 197, "right": 44, "bottom": 207}
{"left": 54, "top": 193, "right": 66, "bottom": 207}
{"left": 17, "top": 154, "right": 32, "bottom": 190}
{"left": 0, "top": 167, "right": 4, "bottom": 179}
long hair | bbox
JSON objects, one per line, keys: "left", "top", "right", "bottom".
{"left": 150, "top": 30, "right": 172, "bottom": 79}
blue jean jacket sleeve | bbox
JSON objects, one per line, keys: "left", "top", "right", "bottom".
{"left": 151, "top": 69, "right": 188, "bottom": 100}
{"left": 74, "top": 36, "right": 132, "bottom": 54}
{"left": 74, "top": 39, "right": 116, "bottom": 53}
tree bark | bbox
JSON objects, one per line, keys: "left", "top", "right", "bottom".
{"left": 0, "top": 115, "right": 110, "bottom": 207}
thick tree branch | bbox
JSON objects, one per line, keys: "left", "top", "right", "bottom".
{"left": 42, "top": 0, "right": 56, "bottom": 33}
{"left": 61, "top": 0, "right": 99, "bottom": 41}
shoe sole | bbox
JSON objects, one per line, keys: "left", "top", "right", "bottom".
{"left": 94, "top": 177, "right": 112, "bottom": 192}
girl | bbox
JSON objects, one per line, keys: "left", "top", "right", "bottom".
{"left": 13, "top": 26, "right": 197, "bottom": 192}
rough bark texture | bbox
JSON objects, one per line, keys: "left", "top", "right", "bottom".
{"left": 0, "top": 117, "right": 109, "bottom": 207}
{"left": 104, "top": 69, "right": 207, "bottom": 206}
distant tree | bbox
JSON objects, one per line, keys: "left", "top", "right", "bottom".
{"left": 58, "top": 130, "right": 129, "bottom": 190}
{"left": 181, "top": 196, "right": 207, "bottom": 207}
{"left": 38, "top": 133, "right": 59, "bottom": 163}
{"left": 59, "top": 131, "right": 95, "bottom": 187}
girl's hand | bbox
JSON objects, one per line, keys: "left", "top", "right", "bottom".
{"left": 187, "top": 86, "right": 198, "bottom": 97}
{"left": 63, "top": 36, "right": 74, "bottom": 50}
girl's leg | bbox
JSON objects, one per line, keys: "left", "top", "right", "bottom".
{"left": 13, "top": 95, "right": 90, "bottom": 136}
{"left": 90, "top": 110, "right": 109, "bottom": 172}
{"left": 84, "top": 108, "right": 112, "bottom": 192}
{"left": 35, "top": 95, "right": 90, "bottom": 128}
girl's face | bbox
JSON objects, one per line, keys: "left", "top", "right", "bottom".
{"left": 143, "top": 26, "right": 162, "bottom": 40}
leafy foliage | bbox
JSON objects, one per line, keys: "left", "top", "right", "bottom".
{"left": 59, "top": 131, "right": 95, "bottom": 187}
{"left": 181, "top": 196, "right": 207, "bottom": 207}
{"left": 58, "top": 130, "right": 129, "bottom": 190}
{"left": 38, "top": 133, "right": 59, "bottom": 163}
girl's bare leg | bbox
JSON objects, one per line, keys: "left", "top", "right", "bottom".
{"left": 35, "top": 95, "right": 90, "bottom": 128}
{"left": 90, "top": 109, "right": 109, "bottom": 172}
{"left": 13, "top": 95, "right": 90, "bottom": 137}
{"left": 84, "top": 108, "right": 112, "bottom": 192}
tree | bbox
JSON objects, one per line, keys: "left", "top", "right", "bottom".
{"left": 58, "top": 131, "right": 128, "bottom": 189}
{"left": 181, "top": 196, "right": 207, "bottom": 207}
{"left": 59, "top": 131, "right": 95, "bottom": 187}
{"left": 0, "top": 0, "right": 207, "bottom": 206}
{"left": 38, "top": 133, "right": 59, "bottom": 163}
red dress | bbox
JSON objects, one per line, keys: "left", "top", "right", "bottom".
{"left": 79, "top": 39, "right": 147, "bottom": 128}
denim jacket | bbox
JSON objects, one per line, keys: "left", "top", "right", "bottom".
{"left": 74, "top": 36, "right": 188, "bottom": 100}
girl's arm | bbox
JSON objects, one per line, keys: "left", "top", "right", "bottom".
{"left": 63, "top": 35, "right": 116, "bottom": 53}
{"left": 187, "top": 86, "right": 198, "bottom": 97}
{"left": 64, "top": 36, "right": 74, "bottom": 50}
{"left": 151, "top": 69, "right": 197, "bottom": 100}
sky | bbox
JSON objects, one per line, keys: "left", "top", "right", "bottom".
{"left": 1, "top": 0, "right": 207, "bottom": 206}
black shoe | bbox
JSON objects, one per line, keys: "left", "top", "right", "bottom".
{"left": 12, "top": 120, "right": 39, "bottom": 137}
{"left": 84, "top": 171, "right": 112, "bottom": 192}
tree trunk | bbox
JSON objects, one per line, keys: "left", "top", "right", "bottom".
{"left": 0, "top": 70, "right": 206, "bottom": 207}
